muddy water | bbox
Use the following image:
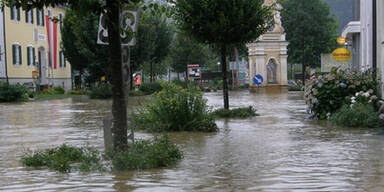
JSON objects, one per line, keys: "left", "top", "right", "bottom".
{"left": 1, "top": 89, "right": 384, "bottom": 192}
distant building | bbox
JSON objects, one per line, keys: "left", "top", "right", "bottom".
{"left": 377, "top": 1, "right": 384, "bottom": 97}
{"left": 0, "top": 5, "right": 71, "bottom": 90}
{"left": 341, "top": 0, "right": 373, "bottom": 71}
{"left": 247, "top": 0, "right": 288, "bottom": 87}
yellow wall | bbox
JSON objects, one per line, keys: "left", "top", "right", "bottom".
{"left": 4, "top": 6, "right": 70, "bottom": 79}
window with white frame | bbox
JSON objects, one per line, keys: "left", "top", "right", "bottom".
{"left": 36, "top": 8, "right": 44, "bottom": 26}
{"left": 10, "top": 6, "right": 20, "bottom": 21}
{"left": 59, "top": 51, "right": 66, "bottom": 68}
{"left": 25, "top": 9, "right": 34, "bottom": 24}
{"left": 27, "top": 46, "right": 35, "bottom": 66}
{"left": 12, "top": 44, "right": 22, "bottom": 65}
{"left": 59, "top": 13, "right": 63, "bottom": 31}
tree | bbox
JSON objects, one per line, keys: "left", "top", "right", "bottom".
{"left": 131, "top": 12, "right": 173, "bottom": 82}
{"left": 170, "top": 32, "right": 217, "bottom": 77}
{"left": 62, "top": 4, "right": 110, "bottom": 87}
{"left": 174, "top": 0, "right": 273, "bottom": 109}
{"left": 280, "top": 0, "right": 338, "bottom": 83}
{"left": 3, "top": 0, "right": 141, "bottom": 151}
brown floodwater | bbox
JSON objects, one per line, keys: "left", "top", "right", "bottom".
{"left": 1, "top": 88, "right": 384, "bottom": 192}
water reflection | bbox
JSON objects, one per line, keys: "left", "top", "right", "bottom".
{"left": 0, "top": 89, "right": 384, "bottom": 191}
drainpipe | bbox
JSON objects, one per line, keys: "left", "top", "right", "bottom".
{"left": 2, "top": 9, "right": 8, "bottom": 83}
{"left": 373, "top": 0, "right": 377, "bottom": 70}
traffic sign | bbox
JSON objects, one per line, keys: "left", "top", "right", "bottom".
{"left": 253, "top": 74, "right": 263, "bottom": 85}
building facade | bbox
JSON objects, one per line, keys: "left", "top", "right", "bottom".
{"left": 0, "top": 5, "right": 71, "bottom": 90}
{"left": 247, "top": 0, "right": 288, "bottom": 87}
{"left": 377, "top": 0, "right": 384, "bottom": 97}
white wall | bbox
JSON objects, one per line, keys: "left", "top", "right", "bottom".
{"left": 360, "top": 0, "right": 373, "bottom": 70}
{"left": 0, "top": 10, "right": 6, "bottom": 79}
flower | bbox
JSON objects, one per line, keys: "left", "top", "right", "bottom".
{"left": 362, "top": 92, "right": 370, "bottom": 97}
{"left": 351, "top": 100, "right": 356, "bottom": 103}
{"left": 368, "top": 89, "right": 374, "bottom": 94}
{"left": 351, "top": 97, "right": 356, "bottom": 100}
{"left": 370, "top": 95, "right": 377, "bottom": 100}
{"left": 355, "top": 92, "right": 360, "bottom": 97}
{"left": 340, "top": 82, "right": 346, "bottom": 88}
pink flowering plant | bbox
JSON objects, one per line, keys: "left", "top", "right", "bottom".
{"left": 304, "top": 68, "right": 379, "bottom": 119}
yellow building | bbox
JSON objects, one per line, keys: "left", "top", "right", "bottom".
{"left": 0, "top": 5, "right": 71, "bottom": 90}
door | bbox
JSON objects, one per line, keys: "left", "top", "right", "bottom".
{"left": 38, "top": 47, "right": 47, "bottom": 84}
{"left": 267, "top": 59, "right": 277, "bottom": 83}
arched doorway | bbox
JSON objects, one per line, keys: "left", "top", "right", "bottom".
{"left": 267, "top": 59, "right": 277, "bottom": 83}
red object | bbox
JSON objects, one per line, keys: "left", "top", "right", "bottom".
{"left": 135, "top": 76, "right": 141, "bottom": 86}
{"left": 53, "top": 20, "right": 57, "bottom": 69}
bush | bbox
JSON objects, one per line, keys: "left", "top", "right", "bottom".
{"left": 0, "top": 82, "right": 29, "bottom": 102}
{"left": 112, "top": 136, "right": 183, "bottom": 171}
{"left": 139, "top": 82, "right": 162, "bottom": 94}
{"left": 239, "top": 83, "right": 249, "bottom": 89}
{"left": 172, "top": 79, "right": 187, "bottom": 88}
{"left": 128, "top": 90, "right": 146, "bottom": 97}
{"left": 288, "top": 80, "right": 303, "bottom": 91}
{"left": 69, "top": 89, "right": 90, "bottom": 95}
{"left": 53, "top": 86, "right": 65, "bottom": 94}
{"left": 304, "top": 69, "right": 379, "bottom": 119}
{"left": 211, "top": 106, "right": 258, "bottom": 118}
{"left": 133, "top": 83, "right": 218, "bottom": 132}
{"left": 90, "top": 83, "right": 112, "bottom": 99}
{"left": 21, "top": 144, "right": 103, "bottom": 173}
{"left": 330, "top": 103, "right": 383, "bottom": 128}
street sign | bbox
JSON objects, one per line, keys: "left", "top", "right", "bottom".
{"left": 97, "top": 10, "right": 138, "bottom": 46}
{"left": 253, "top": 74, "right": 263, "bottom": 85}
{"left": 332, "top": 48, "right": 352, "bottom": 62}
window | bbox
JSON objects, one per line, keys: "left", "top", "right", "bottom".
{"left": 25, "top": 9, "right": 34, "bottom": 24}
{"left": 10, "top": 6, "right": 20, "bottom": 21}
{"left": 59, "top": 51, "right": 66, "bottom": 68}
{"left": 12, "top": 44, "right": 22, "bottom": 65}
{"left": 59, "top": 13, "right": 63, "bottom": 31}
{"left": 36, "top": 8, "right": 44, "bottom": 26}
{"left": 27, "top": 46, "right": 35, "bottom": 66}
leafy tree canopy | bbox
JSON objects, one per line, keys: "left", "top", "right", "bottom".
{"left": 280, "top": 0, "right": 338, "bottom": 68}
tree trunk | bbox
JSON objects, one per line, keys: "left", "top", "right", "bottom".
{"left": 79, "top": 69, "right": 83, "bottom": 89}
{"left": 150, "top": 62, "right": 153, "bottom": 82}
{"left": 129, "top": 65, "right": 133, "bottom": 90}
{"left": 302, "top": 62, "right": 306, "bottom": 85}
{"left": 106, "top": 0, "right": 128, "bottom": 151}
{"left": 221, "top": 46, "right": 229, "bottom": 110}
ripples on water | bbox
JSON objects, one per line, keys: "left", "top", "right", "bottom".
{"left": 1, "top": 88, "right": 384, "bottom": 192}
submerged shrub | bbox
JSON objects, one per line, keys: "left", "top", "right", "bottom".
{"left": 112, "top": 136, "right": 183, "bottom": 171}
{"left": 89, "top": 83, "right": 112, "bottom": 99}
{"left": 305, "top": 69, "right": 379, "bottom": 119}
{"left": 53, "top": 86, "right": 65, "bottom": 94}
{"left": 211, "top": 106, "right": 258, "bottom": 118}
{"left": 0, "top": 82, "right": 28, "bottom": 102}
{"left": 139, "top": 82, "right": 162, "bottom": 94}
{"left": 133, "top": 83, "right": 218, "bottom": 132}
{"left": 330, "top": 103, "right": 383, "bottom": 128}
{"left": 21, "top": 144, "right": 103, "bottom": 173}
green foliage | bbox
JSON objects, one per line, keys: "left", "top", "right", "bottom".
{"left": 53, "top": 86, "right": 65, "bottom": 94}
{"left": 171, "top": 79, "right": 187, "bottom": 88}
{"left": 139, "top": 82, "right": 163, "bottom": 94}
{"left": 133, "top": 83, "right": 218, "bottom": 132}
{"left": 62, "top": 3, "right": 109, "bottom": 84}
{"left": 304, "top": 69, "right": 379, "bottom": 119}
{"left": 112, "top": 136, "right": 183, "bottom": 171}
{"left": 89, "top": 83, "right": 112, "bottom": 99}
{"left": 330, "top": 103, "right": 383, "bottom": 128}
{"left": 0, "top": 82, "right": 29, "bottom": 102}
{"left": 288, "top": 81, "right": 303, "bottom": 91}
{"left": 169, "top": 32, "right": 218, "bottom": 74}
{"left": 69, "top": 89, "right": 90, "bottom": 95}
{"left": 128, "top": 90, "right": 146, "bottom": 97}
{"left": 21, "top": 144, "right": 103, "bottom": 173}
{"left": 280, "top": 0, "right": 338, "bottom": 68}
{"left": 211, "top": 106, "right": 258, "bottom": 118}
{"left": 131, "top": 11, "right": 173, "bottom": 79}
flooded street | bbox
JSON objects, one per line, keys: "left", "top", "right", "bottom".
{"left": 1, "top": 88, "right": 384, "bottom": 192}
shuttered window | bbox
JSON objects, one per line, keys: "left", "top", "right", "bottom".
{"left": 59, "top": 13, "right": 63, "bottom": 31}
{"left": 27, "top": 46, "right": 35, "bottom": 66}
{"left": 25, "top": 10, "right": 33, "bottom": 24}
{"left": 59, "top": 51, "right": 66, "bottom": 68}
{"left": 36, "top": 8, "right": 44, "bottom": 26}
{"left": 10, "top": 6, "right": 20, "bottom": 21}
{"left": 12, "top": 44, "right": 22, "bottom": 65}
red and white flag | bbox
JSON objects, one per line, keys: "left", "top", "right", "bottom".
{"left": 46, "top": 15, "right": 57, "bottom": 69}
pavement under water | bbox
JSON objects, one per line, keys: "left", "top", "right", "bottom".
{"left": 1, "top": 88, "right": 384, "bottom": 192}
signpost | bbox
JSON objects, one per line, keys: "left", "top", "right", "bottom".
{"left": 253, "top": 74, "right": 263, "bottom": 86}
{"left": 187, "top": 64, "right": 202, "bottom": 87}
{"left": 332, "top": 48, "right": 352, "bottom": 62}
